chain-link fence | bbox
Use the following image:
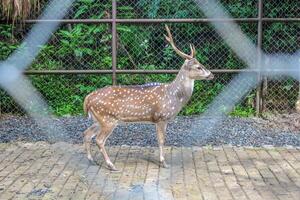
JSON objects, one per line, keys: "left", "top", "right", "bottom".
{"left": 0, "top": 0, "right": 299, "bottom": 117}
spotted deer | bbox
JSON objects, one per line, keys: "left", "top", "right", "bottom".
{"left": 83, "top": 25, "right": 214, "bottom": 170}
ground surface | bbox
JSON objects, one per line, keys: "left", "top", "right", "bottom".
{"left": 0, "top": 142, "right": 299, "bottom": 200}
{"left": 0, "top": 115, "right": 300, "bottom": 147}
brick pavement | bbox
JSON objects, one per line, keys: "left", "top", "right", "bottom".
{"left": 0, "top": 142, "right": 299, "bottom": 200}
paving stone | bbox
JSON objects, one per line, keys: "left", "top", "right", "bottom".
{"left": 0, "top": 142, "right": 299, "bottom": 200}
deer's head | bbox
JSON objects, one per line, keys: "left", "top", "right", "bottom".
{"left": 164, "top": 25, "right": 214, "bottom": 80}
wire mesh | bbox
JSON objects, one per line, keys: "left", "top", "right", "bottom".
{"left": 262, "top": 22, "right": 300, "bottom": 113}
{"left": 263, "top": 77, "right": 299, "bottom": 114}
{"left": 116, "top": 0, "right": 258, "bottom": 19}
{"left": 0, "top": 23, "right": 112, "bottom": 70}
{"left": 263, "top": 23, "right": 300, "bottom": 54}
{"left": 263, "top": 0, "right": 300, "bottom": 18}
{"left": 117, "top": 23, "right": 257, "bottom": 70}
{"left": 0, "top": 74, "right": 113, "bottom": 116}
{"left": 24, "top": 0, "right": 112, "bottom": 20}
{"left": 0, "top": 0, "right": 300, "bottom": 117}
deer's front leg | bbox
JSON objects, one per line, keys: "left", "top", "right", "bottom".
{"left": 156, "top": 121, "right": 168, "bottom": 168}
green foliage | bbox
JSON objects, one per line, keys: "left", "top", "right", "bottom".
{"left": 230, "top": 106, "right": 255, "bottom": 117}
{"left": 0, "top": 0, "right": 298, "bottom": 117}
{"left": 28, "top": 75, "right": 112, "bottom": 116}
{"left": 30, "top": 23, "right": 111, "bottom": 70}
{"left": 73, "top": 0, "right": 110, "bottom": 19}
{"left": 0, "top": 24, "right": 18, "bottom": 59}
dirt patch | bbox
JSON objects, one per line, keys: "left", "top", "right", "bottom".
{"left": 255, "top": 113, "right": 300, "bottom": 133}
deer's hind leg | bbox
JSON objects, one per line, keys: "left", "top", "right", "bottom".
{"left": 83, "top": 123, "right": 100, "bottom": 162}
{"left": 95, "top": 119, "right": 118, "bottom": 171}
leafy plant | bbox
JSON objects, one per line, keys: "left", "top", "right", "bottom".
{"left": 0, "top": 1, "right": 298, "bottom": 117}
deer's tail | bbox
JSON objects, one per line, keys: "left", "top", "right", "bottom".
{"left": 83, "top": 95, "right": 97, "bottom": 121}
{"left": 83, "top": 95, "right": 90, "bottom": 117}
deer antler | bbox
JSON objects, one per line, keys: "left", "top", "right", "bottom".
{"left": 190, "top": 44, "right": 196, "bottom": 58}
{"left": 164, "top": 25, "right": 195, "bottom": 60}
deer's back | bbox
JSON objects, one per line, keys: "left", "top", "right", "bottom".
{"left": 84, "top": 84, "right": 176, "bottom": 122}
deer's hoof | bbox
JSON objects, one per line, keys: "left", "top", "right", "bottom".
{"left": 107, "top": 162, "right": 118, "bottom": 171}
{"left": 87, "top": 155, "right": 94, "bottom": 163}
{"left": 161, "top": 161, "right": 169, "bottom": 168}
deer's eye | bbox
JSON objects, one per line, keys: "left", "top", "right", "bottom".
{"left": 197, "top": 66, "right": 202, "bottom": 70}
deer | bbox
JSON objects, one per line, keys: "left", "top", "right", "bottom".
{"left": 83, "top": 25, "right": 214, "bottom": 171}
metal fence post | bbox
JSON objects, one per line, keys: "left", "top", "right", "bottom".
{"left": 112, "top": 0, "right": 117, "bottom": 85}
{"left": 256, "top": 0, "right": 263, "bottom": 116}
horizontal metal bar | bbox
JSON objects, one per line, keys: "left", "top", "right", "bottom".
{"left": 115, "top": 18, "right": 259, "bottom": 23}
{"left": 262, "top": 18, "right": 300, "bottom": 22}
{"left": 3, "top": 18, "right": 300, "bottom": 24}
{"left": 0, "top": 18, "right": 258, "bottom": 24}
{"left": 17, "top": 19, "right": 113, "bottom": 24}
{"left": 23, "top": 69, "right": 256, "bottom": 75}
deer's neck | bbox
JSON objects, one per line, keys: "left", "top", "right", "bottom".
{"left": 169, "top": 69, "right": 194, "bottom": 105}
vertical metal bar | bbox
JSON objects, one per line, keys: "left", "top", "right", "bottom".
{"left": 256, "top": 0, "right": 263, "bottom": 116}
{"left": 112, "top": 0, "right": 117, "bottom": 85}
